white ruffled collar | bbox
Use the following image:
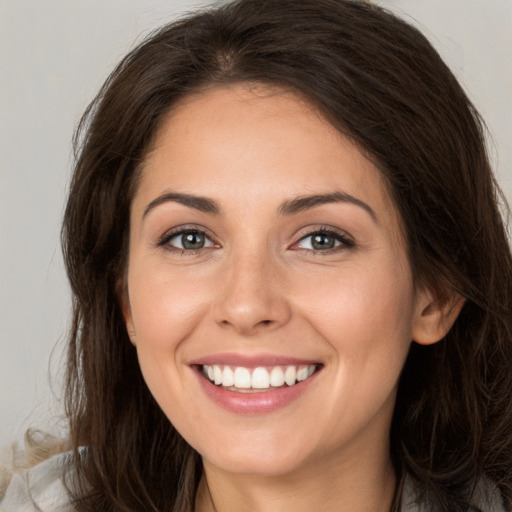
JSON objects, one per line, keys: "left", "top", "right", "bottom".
{"left": 0, "top": 451, "right": 505, "bottom": 512}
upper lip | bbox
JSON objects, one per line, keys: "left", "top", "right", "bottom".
{"left": 189, "top": 352, "right": 321, "bottom": 368}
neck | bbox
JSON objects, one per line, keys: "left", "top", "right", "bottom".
{"left": 195, "top": 442, "right": 397, "bottom": 512}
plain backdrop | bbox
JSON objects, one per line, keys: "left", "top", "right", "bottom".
{"left": 1, "top": 0, "right": 510, "bottom": 445}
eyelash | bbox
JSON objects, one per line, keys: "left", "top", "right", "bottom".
{"left": 292, "top": 227, "right": 355, "bottom": 254}
{"left": 156, "top": 226, "right": 218, "bottom": 255}
{"left": 156, "top": 226, "right": 355, "bottom": 255}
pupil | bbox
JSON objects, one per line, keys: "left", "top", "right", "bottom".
{"left": 312, "top": 234, "right": 335, "bottom": 250}
{"left": 182, "top": 232, "right": 204, "bottom": 249}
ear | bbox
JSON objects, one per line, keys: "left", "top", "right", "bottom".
{"left": 412, "top": 287, "right": 465, "bottom": 346}
{"left": 116, "top": 278, "right": 137, "bottom": 346}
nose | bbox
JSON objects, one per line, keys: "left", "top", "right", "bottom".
{"left": 213, "top": 250, "right": 292, "bottom": 336}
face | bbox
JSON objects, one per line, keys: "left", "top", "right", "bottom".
{"left": 123, "top": 85, "right": 432, "bottom": 478}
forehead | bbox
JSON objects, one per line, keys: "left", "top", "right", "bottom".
{"left": 135, "top": 84, "right": 398, "bottom": 228}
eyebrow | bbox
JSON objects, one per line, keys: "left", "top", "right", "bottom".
{"left": 278, "top": 191, "right": 378, "bottom": 223}
{"left": 142, "top": 190, "right": 377, "bottom": 223}
{"left": 143, "top": 192, "right": 221, "bottom": 218}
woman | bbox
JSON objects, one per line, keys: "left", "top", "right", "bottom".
{"left": 2, "top": 0, "right": 511, "bottom": 510}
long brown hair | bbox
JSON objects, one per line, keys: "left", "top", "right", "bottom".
{"left": 62, "top": 1, "right": 512, "bottom": 510}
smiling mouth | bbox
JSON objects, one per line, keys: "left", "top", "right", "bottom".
{"left": 200, "top": 364, "right": 320, "bottom": 392}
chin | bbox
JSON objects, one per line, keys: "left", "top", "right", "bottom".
{"left": 194, "top": 427, "right": 322, "bottom": 478}
{"left": 204, "top": 449, "right": 308, "bottom": 478}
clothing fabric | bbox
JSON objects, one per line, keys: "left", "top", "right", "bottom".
{"left": 0, "top": 452, "right": 74, "bottom": 512}
{"left": 0, "top": 451, "right": 507, "bottom": 511}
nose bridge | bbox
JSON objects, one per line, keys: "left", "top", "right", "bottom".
{"left": 215, "top": 241, "right": 290, "bottom": 335}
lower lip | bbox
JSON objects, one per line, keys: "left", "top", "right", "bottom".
{"left": 192, "top": 366, "right": 320, "bottom": 414}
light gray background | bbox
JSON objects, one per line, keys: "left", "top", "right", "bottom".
{"left": 1, "top": 0, "right": 510, "bottom": 445}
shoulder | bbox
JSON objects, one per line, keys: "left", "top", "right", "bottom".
{"left": 0, "top": 451, "right": 75, "bottom": 512}
{"left": 401, "top": 474, "right": 508, "bottom": 512}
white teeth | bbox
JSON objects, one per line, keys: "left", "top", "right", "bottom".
{"left": 270, "top": 366, "right": 285, "bottom": 387}
{"left": 202, "top": 363, "right": 317, "bottom": 390}
{"left": 297, "top": 366, "right": 309, "bottom": 382}
{"left": 213, "top": 365, "right": 223, "bottom": 385}
{"left": 222, "top": 366, "right": 234, "bottom": 387}
{"left": 233, "top": 367, "right": 251, "bottom": 388}
{"left": 251, "top": 367, "right": 270, "bottom": 389}
{"left": 284, "top": 366, "right": 296, "bottom": 386}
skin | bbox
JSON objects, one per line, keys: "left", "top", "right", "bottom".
{"left": 122, "top": 84, "right": 462, "bottom": 512}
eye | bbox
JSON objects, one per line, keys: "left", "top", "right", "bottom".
{"left": 294, "top": 229, "right": 354, "bottom": 251}
{"left": 158, "top": 229, "right": 216, "bottom": 251}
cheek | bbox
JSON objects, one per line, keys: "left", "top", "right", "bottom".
{"left": 125, "top": 259, "right": 213, "bottom": 404}
{"left": 128, "top": 259, "right": 210, "bottom": 346}
{"left": 125, "top": 262, "right": 212, "bottom": 425}
{"left": 298, "top": 256, "right": 413, "bottom": 330}
{"left": 293, "top": 258, "right": 415, "bottom": 384}
{"left": 290, "top": 262, "right": 414, "bottom": 442}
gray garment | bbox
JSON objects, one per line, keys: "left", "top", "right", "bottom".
{"left": 0, "top": 452, "right": 507, "bottom": 511}
{"left": 0, "top": 452, "right": 74, "bottom": 512}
